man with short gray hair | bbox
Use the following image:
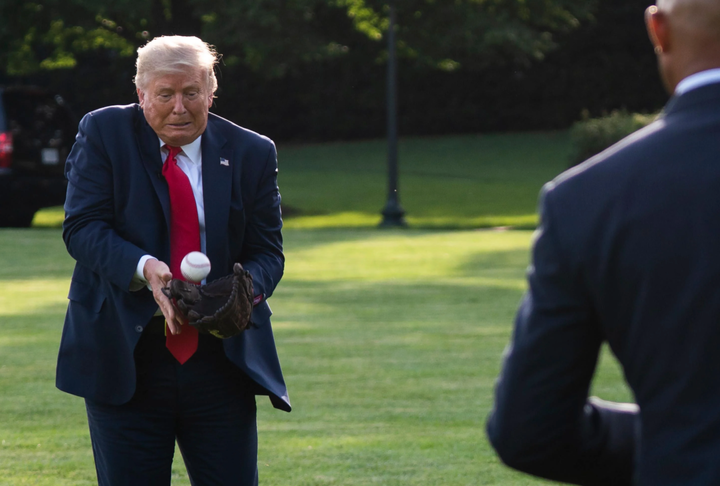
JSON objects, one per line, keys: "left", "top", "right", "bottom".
{"left": 57, "top": 35, "right": 290, "bottom": 485}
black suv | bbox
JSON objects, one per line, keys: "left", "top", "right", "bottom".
{"left": 0, "top": 86, "right": 76, "bottom": 227}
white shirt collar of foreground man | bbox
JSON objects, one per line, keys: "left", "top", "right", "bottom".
{"left": 158, "top": 136, "right": 203, "bottom": 166}
{"left": 675, "top": 68, "right": 720, "bottom": 96}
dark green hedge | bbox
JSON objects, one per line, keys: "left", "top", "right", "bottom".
{"left": 569, "top": 110, "right": 659, "bottom": 166}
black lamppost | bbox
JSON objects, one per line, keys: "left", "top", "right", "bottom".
{"left": 379, "top": 0, "right": 407, "bottom": 227}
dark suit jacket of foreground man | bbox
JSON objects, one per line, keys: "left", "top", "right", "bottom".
{"left": 56, "top": 103, "right": 290, "bottom": 412}
{"left": 487, "top": 81, "right": 720, "bottom": 485}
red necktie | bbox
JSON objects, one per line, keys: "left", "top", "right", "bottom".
{"left": 162, "top": 145, "right": 199, "bottom": 364}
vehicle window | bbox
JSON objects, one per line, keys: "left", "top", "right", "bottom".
{"left": 2, "top": 90, "right": 74, "bottom": 136}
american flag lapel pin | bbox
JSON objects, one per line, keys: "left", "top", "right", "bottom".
{"left": 220, "top": 157, "right": 230, "bottom": 166}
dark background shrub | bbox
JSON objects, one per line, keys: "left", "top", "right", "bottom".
{"left": 569, "top": 110, "right": 659, "bottom": 166}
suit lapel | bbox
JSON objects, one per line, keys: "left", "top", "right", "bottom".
{"left": 134, "top": 108, "right": 171, "bottom": 235}
{"left": 201, "top": 119, "right": 232, "bottom": 280}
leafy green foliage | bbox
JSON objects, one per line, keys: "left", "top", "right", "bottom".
{"left": 195, "top": 0, "right": 358, "bottom": 77}
{"left": 0, "top": 0, "right": 597, "bottom": 77}
{"left": 0, "top": 0, "right": 665, "bottom": 144}
{"left": 338, "top": 0, "right": 599, "bottom": 70}
{"left": 0, "top": 1, "right": 138, "bottom": 75}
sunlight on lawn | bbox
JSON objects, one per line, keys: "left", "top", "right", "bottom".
{"left": 0, "top": 224, "right": 630, "bottom": 485}
{"left": 0, "top": 279, "right": 70, "bottom": 315}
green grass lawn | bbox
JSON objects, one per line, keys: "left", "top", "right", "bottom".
{"left": 0, "top": 228, "right": 631, "bottom": 485}
{"left": 33, "top": 131, "right": 572, "bottom": 230}
{"left": 278, "top": 131, "right": 572, "bottom": 229}
{"left": 4, "top": 132, "right": 633, "bottom": 484}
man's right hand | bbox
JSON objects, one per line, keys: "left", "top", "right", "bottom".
{"left": 143, "top": 258, "right": 183, "bottom": 335}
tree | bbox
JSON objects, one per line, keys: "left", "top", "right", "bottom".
{"left": 0, "top": 0, "right": 613, "bottom": 141}
{"left": 336, "top": 0, "right": 598, "bottom": 71}
{"left": 0, "top": 0, "right": 132, "bottom": 76}
{"left": 0, "top": 0, "right": 208, "bottom": 77}
{"left": 1, "top": 0, "right": 598, "bottom": 78}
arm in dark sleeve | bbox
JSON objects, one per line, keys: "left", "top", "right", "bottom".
{"left": 486, "top": 185, "right": 639, "bottom": 485}
{"left": 240, "top": 142, "right": 284, "bottom": 302}
{"left": 63, "top": 112, "right": 147, "bottom": 290}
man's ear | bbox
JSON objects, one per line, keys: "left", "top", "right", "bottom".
{"left": 137, "top": 88, "right": 145, "bottom": 107}
{"left": 646, "top": 5, "right": 670, "bottom": 54}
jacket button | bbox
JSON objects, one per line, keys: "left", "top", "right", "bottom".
{"left": 135, "top": 325, "right": 143, "bottom": 333}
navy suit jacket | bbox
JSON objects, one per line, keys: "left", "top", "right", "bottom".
{"left": 487, "top": 82, "right": 720, "bottom": 484}
{"left": 56, "top": 104, "right": 290, "bottom": 412}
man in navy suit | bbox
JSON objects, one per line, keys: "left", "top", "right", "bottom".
{"left": 57, "top": 35, "right": 289, "bottom": 485}
{"left": 487, "top": 0, "right": 720, "bottom": 484}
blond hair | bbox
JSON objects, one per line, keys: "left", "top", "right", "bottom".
{"left": 135, "top": 36, "right": 219, "bottom": 94}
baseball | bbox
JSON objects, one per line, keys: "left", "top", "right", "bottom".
{"left": 180, "top": 251, "right": 211, "bottom": 282}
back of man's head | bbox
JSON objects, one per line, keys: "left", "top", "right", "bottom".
{"left": 648, "top": 0, "right": 720, "bottom": 92}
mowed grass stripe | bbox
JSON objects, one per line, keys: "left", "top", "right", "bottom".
{"left": 0, "top": 228, "right": 630, "bottom": 485}
{"left": 34, "top": 131, "right": 572, "bottom": 230}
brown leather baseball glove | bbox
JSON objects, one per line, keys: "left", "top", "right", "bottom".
{"left": 162, "top": 262, "right": 255, "bottom": 339}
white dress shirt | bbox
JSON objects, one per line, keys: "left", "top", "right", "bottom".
{"left": 675, "top": 68, "right": 720, "bottom": 95}
{"left": 132, "top": 136, "right": 207, "bottom": 289}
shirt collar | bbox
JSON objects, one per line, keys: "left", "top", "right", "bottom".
{"left": 675, "top": 68, "right": 720, "bottom": 96}
{"left": 158, "top": 136, "right": 203, "bottom": 165}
